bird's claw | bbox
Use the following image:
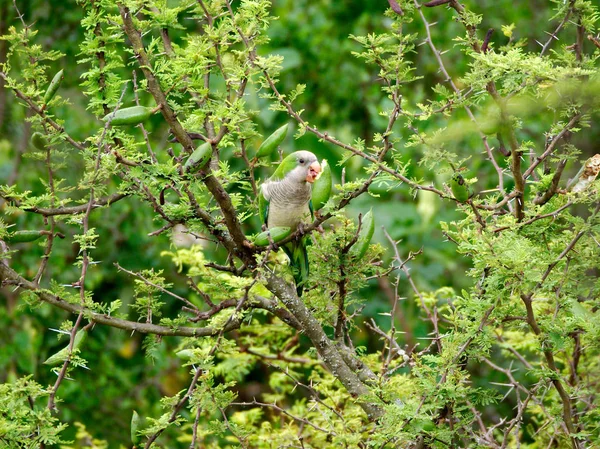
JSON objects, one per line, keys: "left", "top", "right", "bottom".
{"left": 295, "top": 222, "right": 308, "bottom": 238}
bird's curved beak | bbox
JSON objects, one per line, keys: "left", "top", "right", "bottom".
{"left": 306, "top": 161, "right": 322, "bottom": 183}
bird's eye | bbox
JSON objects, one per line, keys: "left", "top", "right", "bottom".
{"left": 299, "top": 158, "right": 305, "bottom": 164}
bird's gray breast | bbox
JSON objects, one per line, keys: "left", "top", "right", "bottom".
{"left": 265, "top": 179, "right": 312, "bottom": 229}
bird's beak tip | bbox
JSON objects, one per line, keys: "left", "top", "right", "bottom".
{"left": 306, "top": 161, "right": 322, "bottom": 183}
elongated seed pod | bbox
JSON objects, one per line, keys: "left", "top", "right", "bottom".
{"left": 31, "top": 132, "right": 48, "bottom": 150}
{"left": 43, "top": 69, "right": 64, "bottom": 105}
{"left": 175, "top": 349, "right": 194, "bottom": 359}
{"left": 184, "top": 142, "right": 212, "bottom": 172}
{"left": 311, "top": 159, "right": 332, "bottom": 211}
{"left": 450, "top": 173, "right": 470, "bottom": 203}
{"left": 253, "top": 227, "right": 292, "bottom": 246}
{"left": 43, "top": 330, "right": 87, "bottom": 366}
{"left": 256, "top": 124, "right": 288, "bottom": 158}
{"left": 387, "top": 0, "right": 404, "bottom": 15}
{"left": 5, "top": 230, "right": 45, "bottom": 243}
{"left": 131, "top": 411, "right": 141, "bottom": 446}
{"left": 102, "top": 106, "right": 154, "bottom": 126}
{"left": 351, "top": 209, "right": 375, "bottom": 259}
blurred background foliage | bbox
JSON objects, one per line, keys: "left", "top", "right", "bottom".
{"left": 0, "top": 0, "right": 598, "bottom": 446}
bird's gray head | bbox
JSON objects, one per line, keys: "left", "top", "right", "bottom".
{"left": 285, "top": 150, "right": 322, "bottom": 184}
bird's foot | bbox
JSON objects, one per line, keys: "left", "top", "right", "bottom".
{"left": 296, "top": 222, "right": 307, "bottom": 236}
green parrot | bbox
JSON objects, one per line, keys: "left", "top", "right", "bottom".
{"left": 259, "top": 151, "right": 322, "bottom": 296}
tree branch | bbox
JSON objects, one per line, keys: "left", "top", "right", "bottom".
{"left": 0, "top": 71, "right": 86, "bottom": 152}
{"left": 118, "top": 4, "right": 252, "bottom": 259}
{"left": 265, "top": 273, "right": 383, "bottom": 419}
{"left": 0, "top": 262, "right": 239, "bottom": 337}
{"left": 8, "top": 193, "right": 128, "bottom": 217}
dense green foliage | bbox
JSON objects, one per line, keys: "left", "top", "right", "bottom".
{"left": 1, "top": 0, "right": 599, "bottom": 448}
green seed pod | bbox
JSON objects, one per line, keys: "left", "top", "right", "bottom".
{"left": 479, "top": 105, "right": 501, "bottom": 135}
{"left": 102, "top": 106, "right": 155, "bottom": 126}
{"left": 43, "top": 69, "right": 64, "bottom": 105}
{"left": 479, "top": 117, "right": 499, "bottom": 136}
{"left": 311, "top": 159, "right": 332, "bottom": 211}
{"left": 175, "top": 349, "right": 194, "bottom": 360}
{"left": 184, "top": 142, "right": 212, "bottom": 172}
{"left": 43, "top": 329, "right": 87, "bottom": 366}
{"left": 351, "top": 209, "right": 375, "bottom": 259}
{"left": 254, "top": 226, "right": 292, "bottom": 246}
{"left": 131, "top": 411, "right": 141, "bottom": 446}
{"left": 256, "top": 124, "right": 288, "bottom": 158}
{"left": 31, "top": 132, "right": 48, "bottom": 150}
{"left": 5, "top": 230, "right": 46, "bottom": 243}
{"left": 450, "top": 173, "right": 470, "bottom": 203}
{"left": 419, "top": 418, "right": 436, "bottom": 432}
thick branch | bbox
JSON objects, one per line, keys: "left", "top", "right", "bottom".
{"left": 12, "top": 193, "right": 127, "bottom": 216}
{"left": 534, "top": 159, "right": 567, "bottom": 205}
{"left": 414, "top": 1, "right": 511, "bottom": 211}
{"left": 516, "top": 207, "right": 598, "bottom": 449}
{"left": 118, "top": 4, "right": 251, "bottom": 259}
{"left": 422, "top": 1, "right": 524, "bottom": 218}
{"left": 521, "top": 294, "right": 579, "bottom": 449}
{"left": 265, "top": 273, "right": 383, "bottom": 419}
{"left": 0, "top": 262, "right": 238, "bottom": 337}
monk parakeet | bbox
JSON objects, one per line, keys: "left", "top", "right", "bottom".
{"left": 259, "top": 151, "right": 322, "bottom": 295}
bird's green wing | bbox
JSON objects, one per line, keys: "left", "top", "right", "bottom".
{"left": 271, "top": 153, "right": 299, "bottom": 180}
{"left": 258, "top": 190, "right": 269, "bottom": 226}
{"left": 282, "top": 238, "right": 309, "bottom": 296}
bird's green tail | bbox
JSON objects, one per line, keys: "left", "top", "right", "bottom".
{"left": 282, "top": 238, "right": 309, "bottom": 296}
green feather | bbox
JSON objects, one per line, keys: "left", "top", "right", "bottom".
{"left": 282, "top": 237, "right": 310, "bottom": 296}
{"left": 258, "top": 190, "right": 269, "bottom": 226}
{"left": 271, "top": 153, "right": 300, "bottom": 180}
